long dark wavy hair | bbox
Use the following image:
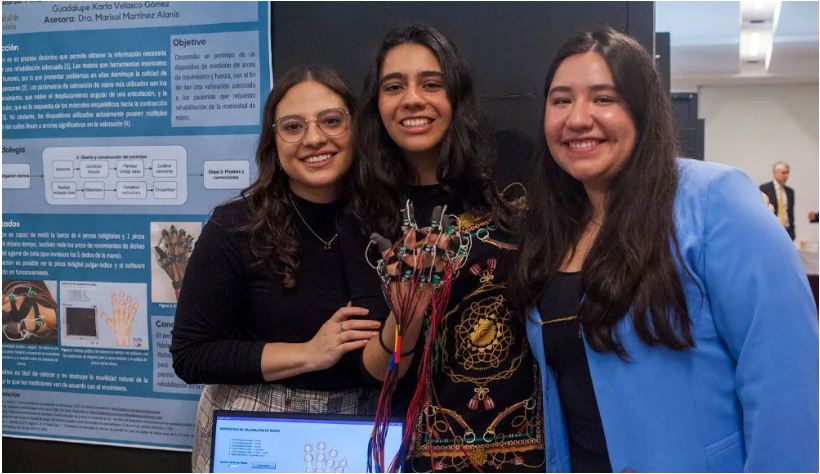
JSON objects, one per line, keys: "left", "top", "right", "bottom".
{"left": 238, "top": 67, "right": 355, "bottom": 288}
{"left": 509, "top": 27, "right": 695, "bottom": 357}
{"left": 349, "top": 24, "right": 517, "bottom": 237}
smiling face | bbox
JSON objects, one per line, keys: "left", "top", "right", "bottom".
{"left": 544, "top": 52, "right": 636, "bottom": 193}
{"left": 274, "top": 80, "right": 352, "bottom": 202}
{"left": 378, "top": 43, "right": 453, "bottom": 160}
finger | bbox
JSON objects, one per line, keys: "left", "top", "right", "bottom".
{"left": 423, "top": 228, "right": 440, "bottom": 245}
{"left": 437, "top": 232, "right": 449, "bottom": 251}
{"left": 385, "top": 259, "right": 400, "bottom": 277}
{"left": 331, "top": 306, "right": 370, "bottom": 321}
{"left": 155, "top": 246, "right": 169, "bottom": 261}
{"left": 441, "top": 214, "right": 452, "bottom": 234}
{"left": 338, "top": 319, "right": 382, "bottom": 330}
{"left": 400, "top": 228, "right": 421, "bottom": 267}
{"left": 111, "top": 292, "right": 117, "bottom": 308}
{"left": 420, "top": 231, "right": 440, "bottom": 267}
{"left": 130, "top": 302, "right": 139, "bottom": 317}
{"left": 370, "top": 233, "right": 392, "bottom": 255}
{"left": 434, "top": 256, "right": 446, "bottom": 273}
{"left": 100, "top": 312, "right": 113, "bottom": 326}
{"left": 432, "top": 237, "right": 450, "bottom": 272}
{"left": 401, "top": 200, "right": 416, "bottom": 230}
{"left": 429, "top": 206, "right": 445, "bottom": 233}
{"left": 118, "top": 291, "right": 124, "bottom": 309}
{"left": 401, "top": 250, "right": 418, "bottom": 270}
{"left": 347, "top": 301, "right": 352, "bottom": 307}
{"left": 338, "top": 339, "right": 371, "bottom": 353}
{"left": 339, "top": 330, "right": 380, "bottom": 343}
{"left": 403, "top": 228, "right": 418, "bottom": 251}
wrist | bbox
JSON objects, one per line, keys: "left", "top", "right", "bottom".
{"left": 379, "top": 328, "right": 415, "bottom": 357}
{"left": 296, "top": 342, "right": 317, "bottom": 372}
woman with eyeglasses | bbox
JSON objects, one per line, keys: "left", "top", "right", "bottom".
{"left": 171, "top": 67, "right": 382, "bottom": 473}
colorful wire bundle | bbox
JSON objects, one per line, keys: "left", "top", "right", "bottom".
{"left": 367, "top": 203, "right": 474, "bottom": 473}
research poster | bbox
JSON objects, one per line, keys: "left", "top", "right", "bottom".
{"left": 1, "top": 1, "right": 271, "bottom": 450}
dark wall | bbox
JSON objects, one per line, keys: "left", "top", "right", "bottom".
{"left": 671, "top": 92, "right": 705, "bottom": 160}
{"left": 4, "top": 2, "right": 653, "bottom": 472}
{"left": 656, "top": 32, "right": 671, "bottom": 95}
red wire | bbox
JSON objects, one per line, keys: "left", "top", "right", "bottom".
{"left": 371, "top": 239, "right": 430, "bottom": 472}
{"left": 371, "top": 228, "right": 483, "bottom": 473}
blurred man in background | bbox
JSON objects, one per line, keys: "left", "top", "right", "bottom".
{"left": 760, "top": 162, "right": 795, "bottom": 240}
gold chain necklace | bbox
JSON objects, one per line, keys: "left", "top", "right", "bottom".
{"left": 288, "top": 193, "right": 338, "bottom": 250}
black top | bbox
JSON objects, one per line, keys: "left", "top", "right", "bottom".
{"left": 536, "top": 272, "right": 611, "bottom": 473}
{"left": 170, "top": 196, "right": 367, "bottom": 391}
{"left": 339, "top": 185, "right": 545, "bottom": 472}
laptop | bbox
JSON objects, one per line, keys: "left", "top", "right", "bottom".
{"left": 210, "top": 411, "right": 404, "bottom": 473}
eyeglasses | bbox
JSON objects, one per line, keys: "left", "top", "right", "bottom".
{"left": 273, "top": 108, "right": 351, "bottom": 143}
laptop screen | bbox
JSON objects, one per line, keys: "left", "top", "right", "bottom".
{"left": 210, "top": 411, "right": 404, "bottom": 473}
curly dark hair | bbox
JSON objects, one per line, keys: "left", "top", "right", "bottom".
{"left": 237, "top": 66, "right": 354, "bottom": 288}
{"left": 509, "top": 27, "right": 696, "bottom": 358}
{"left": 348, "top": 24, "right": 517, "bottom": 237}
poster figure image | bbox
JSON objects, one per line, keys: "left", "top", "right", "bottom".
{"left": 2, "top": 280, "right": 58, "bottom": 345}
{"left": 100, "top": 291, "right": 139, "bottom": 347}
{"left": 304, "top": 441, "right": 347, "bottom": 473}
{"left": 60, "top": 281, "right": 149, "bottom": 350}
{"left": 150, "top": 222, "right": 201, "bottom": 303}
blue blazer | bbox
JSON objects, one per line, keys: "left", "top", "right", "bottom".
{"left": 527, "top": 159, "right": 819, "bottom": 473}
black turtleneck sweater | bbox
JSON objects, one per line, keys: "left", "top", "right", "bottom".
{"left": 171, "top": 195, "right": 366, "bottom": 391}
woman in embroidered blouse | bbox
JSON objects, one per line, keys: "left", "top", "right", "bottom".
{"left": 339, "top": 25, "right": 545, "bottom": 472}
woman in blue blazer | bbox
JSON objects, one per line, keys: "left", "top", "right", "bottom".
{"left": 509, "top": 28, "right": 818, "bottom": 473}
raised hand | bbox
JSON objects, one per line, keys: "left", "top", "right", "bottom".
{"left": 370, "top": 203, "right": 453, "bottom": 323}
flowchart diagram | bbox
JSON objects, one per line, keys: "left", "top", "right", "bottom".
{"left": 2, "top": 145, "right": 252, "bottom": 206}
{"left": 42, "top": 145, "right": 188, "bottom": 205}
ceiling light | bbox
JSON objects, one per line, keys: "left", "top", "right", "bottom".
{"left": 739, "top": 1, "right": 781, "bottom": 73}
{"left": 750, "top": 32, "right": 760, "bottom": 56}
